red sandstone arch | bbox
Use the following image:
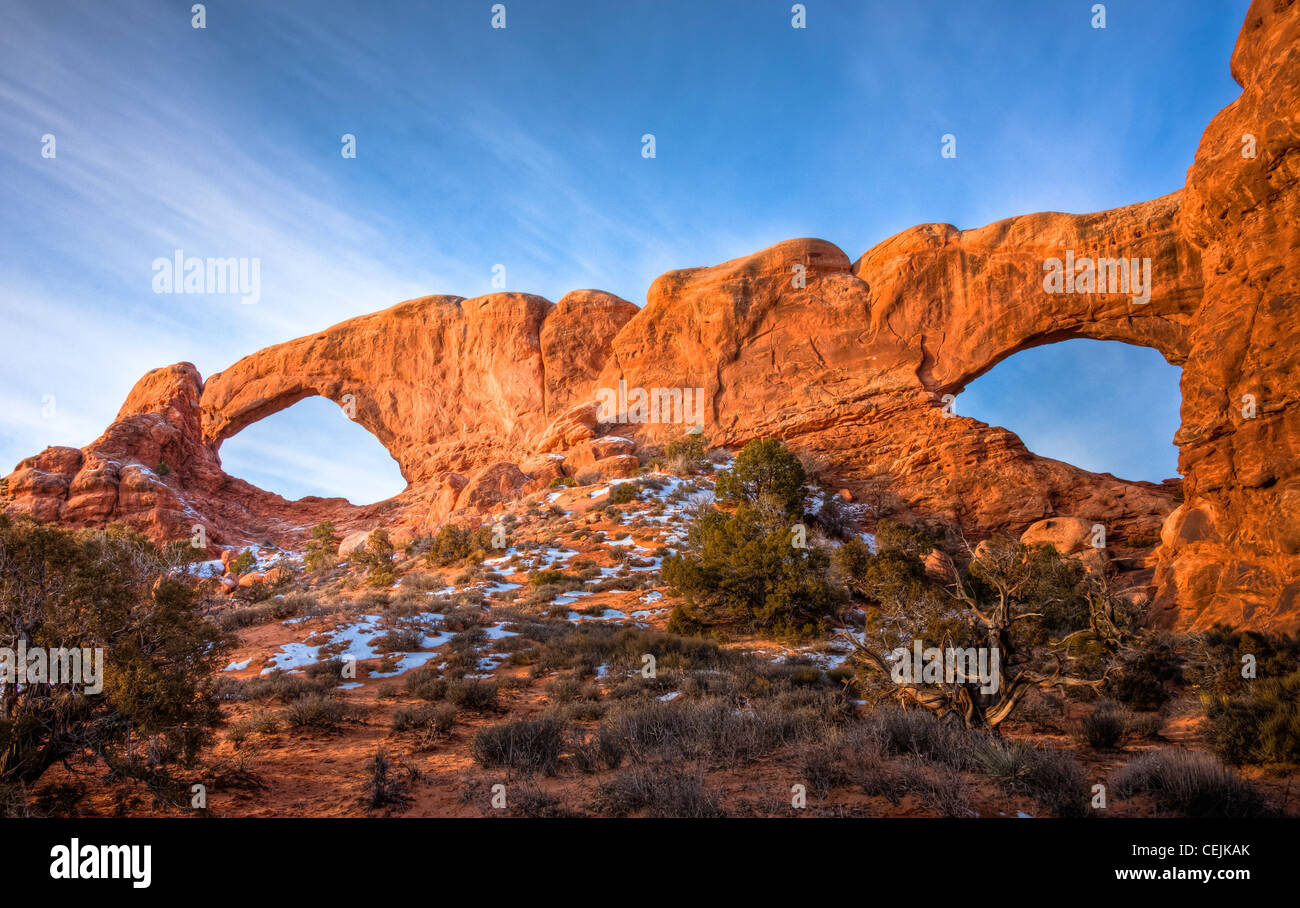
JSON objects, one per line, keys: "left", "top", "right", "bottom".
{"left": 5, "top": 0, "right": 1298, "bottom": 630}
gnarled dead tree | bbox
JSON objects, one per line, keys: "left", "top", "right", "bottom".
{"left": 837, "top": 534, "right": 1130, "bottom": 729}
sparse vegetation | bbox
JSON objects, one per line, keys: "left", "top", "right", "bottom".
{"left": 1112, "top": 749, "right": 1270, "bottom": 817}
{"left": 595, "top": 765, "right": 725, "bottom": 817}
{"left": 392, "top": 702, "right": 457, "bottom": 735}
{"left": 425, "top": 522, "right": 495, "bottom": 567}
{"left": 1073, "top": 701, "right": 1127, "bottom": 749}
{"left": 0, "top": 516, "right": 228, "bottom": 796}
{"left": 353, "top": 529, "right": 397, "bottom": 587}
{"left": 283, "top": 693, "right": 349, "bottom": 729}
{"left": 978, "top": 738, "right": 1090, "bottom": 817}
{"left": 664, "top": 454, "right": 843, "bottom": 639}
{"left": 663, "top": 434, "right": 709, "bottom": 475}
{"left": 364, "top": 748, "right": 416, "bottom": 810}
{"left": 713, "top": 437, "right": 807, "bottom": 515}
{"left": 471, "top": 717, "right": 565, "bottom": 775}
{"left": 229, "top": 549, "right": 257, "bottom": 575}
{"left": 304, "top": 520, "right": 339, "bottom": 572}
{"left": 1204, "top": 667, "right": 1300, "bottom": 766}
{"left": 445, "top": 679, "right": 499, "bottom": 711}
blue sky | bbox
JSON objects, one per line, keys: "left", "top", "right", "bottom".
{"left": 0, "top": 0, "right": 1247, "bottom": 501}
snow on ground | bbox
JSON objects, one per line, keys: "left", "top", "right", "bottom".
{"left": 227, "top": 460, "right": 872, "bottom": 695}
{"left": 567, "top": 608, "right": 627, "bottom": 622}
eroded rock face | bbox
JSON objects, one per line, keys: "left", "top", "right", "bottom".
{"left": 3, "top": 0, "right": 1297, "bottom": 630}
{"left": 1151, "top": 0, "right": 1300, "bottom": 632}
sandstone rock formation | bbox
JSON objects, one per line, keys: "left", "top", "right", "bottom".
{"left": 3, "top": 0, "right": 1297, "bottom": 631}
{"left": 1149, "top": 0, "right": 1300, "bottom": 632}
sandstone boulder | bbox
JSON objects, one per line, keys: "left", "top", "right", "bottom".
{"left": 1021, "top": 517, "right": 1098, "bottom": 556}
{"left": 338, "top": 531, "right": 371, "bottom": 559}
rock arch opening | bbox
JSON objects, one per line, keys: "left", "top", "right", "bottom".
{"left": 955, "top": 338, "right": 1181, "bottom": 483}
{"left": 216, "top": 395, "right": 407, "bottom": 505}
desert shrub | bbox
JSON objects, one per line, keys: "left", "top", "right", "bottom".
{"left": 836, "top": 530, "right": 1099, "bottom": 729}
{"left": 809, "top": 490, "right": 853, "bottom": 539}
{"left": 0, "top": 782, "right": 29, "bottom": 818}
{"left": 283, "top": 693, "right": 349, "bottom": 729}
{"left": 304, "top": 520, "right": 339, "bottom": 572}
{"left": 1103, "top": 635, "right": 1182, "bottom": 709}
{"left": 547, "top": 676, "right": 601, "bottom": 703}
{"left": 229, "top": 549, "right": 257, "bottom": 575}
{"left": 227, "top": 710, "right": 281, "bottom": 747}
{"left": 279, "top": 591, "right": 320, "bottom": 616}
{"left": 1125, "top": 711, "right": 1164, "bottom": 741}
{"left": 594, "top": 766, "right": 725, "bottom": 817}
{"left": 572, "top": 726, "right": 626, "bottom": 773}
{"left": 1197, "top": 624, "right": 1300, "bottom": 697}
{"left": 531, "top": 568, "right": 571, "bottom": 587}
{"left": 545, "top": 698, "right": 608, "bottom": 723}
{"left": 353, "top": 529, "right": 397, "bottom": 587}
{"left": 219, "top": 591, "right": 317, "bottom": 630}
{"left": 356, "top": 589, "right": 391, "bottom": 609}
{"left": 471, "top": 718, "right": 565, "bottom": 775}
{"left": 664, "top": 500, "right": 842, "bottom": 640}
{"left": 600, "top": 698, "right": 816, "bottom": 766}
{"left": 873, "top": 519, "right": 939, "bottom": 559}
{"left": 364, "top": 748, "right": 414, "bottom": 809}
{"left": 860, "top": 706, "right": 985, "bottom": 770}
{"left": 548, "top": 475, "right": 576, "bottom": 489}
{"left": 713, "top": 438, "right": 807, "bottom": 515}
{"left": 401, "top": 571, "right": 443, "bottom": 592}
{"left": 502, "top": 784, "right": 577, "bottom": 818}
{"left": 524, "top": 624, "right": 734, "bottom": 682}
{"left": 1111, "top": 749, "right": 1269, "bottom": 817}
{"left": 1074, "top": 701, "right": 1127, "bottom": 749}
{"left": 1204, "top": 667, "right": 1300, "bottom": 765}
{"left": 445, "top": 679, "right": 499, "bottom": 711}
{"left": 1014, "top": 689, "right": 1068, "bottom": 733}
{"left": 372, "top": 626, "right": 425, "bottom": 653}
{"left": 977, "top": 739, "right": 1090, "bottom": 817}
{"left": 801, "top": 742, "right": 852, "bottom": 798}
{"left": 392, "top": 702, "right": 457, "bottom": 734}
{"left": 219, "top": 670, "right": 337, "bottom": 703}
{"left": 424, "top": 522, "right": 494, "bottom": 567}
{"left": 0, "top": 516, "right": 228, "bottom": 787}
{"left": 609, "top": 483, "right": 638, "bottom": 505}
{"left": 303, "top": 657, "right": 346, "bottom": 681}
{"left": 897, "top": 757, "right": 974, "bottom": 818}
{"left": 664, "top": 434, "right": 709, "bottom": 475}
{"left": 404, "top": 665, "right": 447, "bottom": 701}
{"left": 216, "top": 602, "right": 277, "bottom": 631}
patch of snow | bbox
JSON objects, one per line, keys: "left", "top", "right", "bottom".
{"left": 370, "top": 651, "right": 439, "bottom": 678}
{"left": 483, "top": 623, "right": 519, "bottom": 640}
{"left": 567, "top": 608, "right": 627, "bottom": 622}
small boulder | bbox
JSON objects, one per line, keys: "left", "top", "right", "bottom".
{"left": 1020, "top": 517, "right": 1098, "bottom": 556}
{"left": 338, "top": 530, "right": 372, "bottom": 559}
